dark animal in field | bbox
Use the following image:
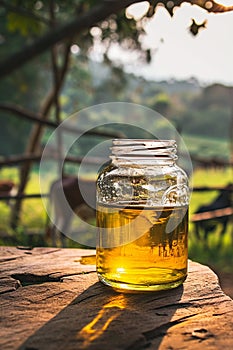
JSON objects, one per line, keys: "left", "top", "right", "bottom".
{"left": 0, "top": 180, "right": 15, "bottom": 194}
{"left": 193, "top": 184, "right": 233, "bottom": 246}
{"left": 0, "top": 180, "right": 16, "bottom": 206}
{"left": 47, "top": 176, "right": 96, "bottom": 247}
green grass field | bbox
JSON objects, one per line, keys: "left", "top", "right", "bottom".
{"left": 183, "top": 134, "right": 230, "bottom": 160}
{"left": 189, "top": 166, "right": 232, "bottom": 273}
{"left": 0, "top": 166, "right": 232, "bottom": 272}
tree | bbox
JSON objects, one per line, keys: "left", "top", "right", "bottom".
{"left": 0, "top": 0, "right": 233, "bottom": 77}
{"left": 0, "top": 0, "right": 232, "bottom": 228}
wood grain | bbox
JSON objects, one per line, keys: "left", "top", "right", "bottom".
{"left": 0, "top": 246, "right": 233, "bottom": 350}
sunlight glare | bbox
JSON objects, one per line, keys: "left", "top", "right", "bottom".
{"left": 218, "top": 0, "right": 233, "bottom": 5}
{"left": 71, "top": 44, "right": 80, "bottom": 55}
{"left": 90, "top": 26, "right": 102, "bottom": 37}
{"left": 126, "top": 1, "right": 150, "bottom": 20}
{"left": 117, "top": 267, "right": 125, "bottom": 273}
{"left": 124, "top": 3, "right": 233, "bottom": 84}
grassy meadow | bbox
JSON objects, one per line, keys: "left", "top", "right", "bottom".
{"left": 0, "top": 166, "right": 232, "bottom": 273}
{"left": 189, "top": 166, "right": 232, "bottom": 273}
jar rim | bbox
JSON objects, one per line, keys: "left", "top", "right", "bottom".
{"left": 112, "top": 139, "right": 176, "bottom": 144}
{"left": 111, "top": 139, "right": 177, "bottom": 161}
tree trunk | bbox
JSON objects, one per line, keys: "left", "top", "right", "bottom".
{"left": 10, "top": 42, "right": 71, "bottom": 229}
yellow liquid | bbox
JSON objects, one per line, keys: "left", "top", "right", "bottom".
{"left": 96, "top": 204, "right": 188, "bottom": 291}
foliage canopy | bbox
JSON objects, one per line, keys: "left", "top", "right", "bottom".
{"left": 0, "top": 0, "right": 233, "bottom": 77}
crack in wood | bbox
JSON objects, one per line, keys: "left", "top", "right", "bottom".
{"left": 10, "top": 270, "right": 96, "bottom": 287}
{"left": 34, "top": 248, "right": 61, "bottom": 255}
{"left": 151, "top": 294, "right": 225, "bottom": 311}
{"left": 187, "top": 294, "right": 225, "bottom": 303}
{"left": 60, "top": 270, "right": 96, "bottom": 280}
{"left": 16, "top": 246, "right": 33, "bottom": 251}
{"left": 15, "top": 247, "right": 61, "bottom": 255}
{"left": 0, "top": 257, "right": 19, "bottom": 263}
{"left": 153, "top": 302, "right": 193, "bottom": 310}
{"left": 11, "top": 273, "right": 61, "bottom": 286}
{"left": 37, "top": 290, "right": 75, "bottom": 301}
{"left": 212, "top": 310, "right": 233, "bottom": 316}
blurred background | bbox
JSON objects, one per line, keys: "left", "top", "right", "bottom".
{"left": 0, "top": 1, "right": 232, "bottom": 296}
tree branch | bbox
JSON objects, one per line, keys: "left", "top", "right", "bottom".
{"left": 189, "top": 0, "right": 233, "bottom": 13}
{"left": 0, "top": 153, "right": 108, "bottom": 168}
{"left": 0, "top": 102, "right": 126, "bottom": 138}
{"left": 0, "top": 0, "right": 144, "bottom": 78}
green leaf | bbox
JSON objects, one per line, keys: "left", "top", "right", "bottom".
{"left": 7, "top": 13, "right": 42, "bottom": 37}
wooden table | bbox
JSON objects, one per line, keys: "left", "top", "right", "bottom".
{"left": 1, "top": 246, "right": 233, "bottom": 350}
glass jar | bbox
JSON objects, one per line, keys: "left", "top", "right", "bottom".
{"left": 96, "top": 139, "right": 189, "bottom": 291}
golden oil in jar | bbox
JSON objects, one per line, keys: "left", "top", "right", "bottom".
{"left": 96, "top": 204, "right": 188, "bottom": 291}
{"left": 96, "top": 139, "right": 190, "bottom": 292}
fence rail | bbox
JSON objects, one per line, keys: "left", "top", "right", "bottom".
{"left": 0, "top": 186, "right": 232, "bottom": 202}
{"left": 191, "top": 207, "right": 233, "bottom": 222}
{"left": 0, "top": 154, "right": 108, "bottom": 167}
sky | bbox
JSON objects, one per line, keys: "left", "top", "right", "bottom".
{"left": 107, "top": 1, "right": 233, "bottom": 86}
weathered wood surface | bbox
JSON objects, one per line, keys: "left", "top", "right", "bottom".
{"left": 0, "top": 246, "right": 233, "bottom": 350}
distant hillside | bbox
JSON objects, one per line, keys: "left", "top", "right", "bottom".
{"left": 86, "top": 59, "right": 232, "bottom": 160}
{"left": 145, "top": 77, "right": 201, "bottom": 95}
{"left": 1, "top": 56, "right": 232, "bottom": 162}
{"left": 88, "top": 59, "right": 201, "bottom": 95}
